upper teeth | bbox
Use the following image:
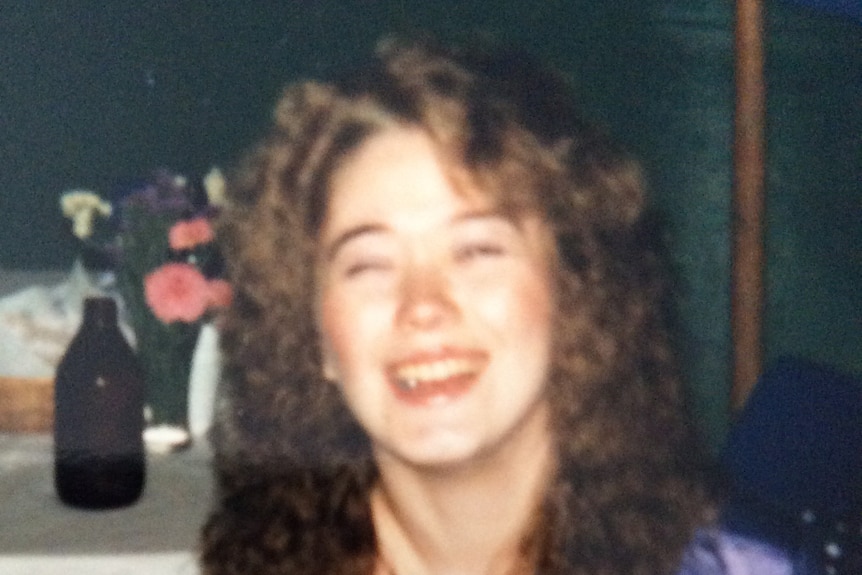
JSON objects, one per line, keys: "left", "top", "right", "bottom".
{"left": 394, "top": 358, "right": 481, "bottom": 390}
{"left": 397, "top": 377, "right": 419, "bottom": 391}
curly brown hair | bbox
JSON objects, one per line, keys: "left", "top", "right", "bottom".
{"left": 201, "top": 37, "right": 716, "bottom": 575}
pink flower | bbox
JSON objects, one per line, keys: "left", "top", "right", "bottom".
{"left": 206, "top": 279, "right": 233, "bottom": 309}
{"left": 168, "top": 217, "right": 214, "bottom": 251}
{"left": 144, "top": 263, "right": 210, "bottom": 323}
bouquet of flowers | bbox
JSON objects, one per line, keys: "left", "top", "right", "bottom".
{"left": 60, "top": 168, "right": 231, "bottom": 444}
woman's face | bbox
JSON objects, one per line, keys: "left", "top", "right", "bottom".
{"left": 316, "top": 126, "right": 556, "bottom": 471}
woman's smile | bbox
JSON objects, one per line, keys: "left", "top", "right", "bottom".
{"left": 386, "top": 348, "right": 489, "bottom": 405}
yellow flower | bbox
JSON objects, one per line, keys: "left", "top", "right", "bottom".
{"left": 60, "top": 190, "right": 112, "bottom": 239}
{"left": 203, "top": 167, "right": 227, "bottom": 207}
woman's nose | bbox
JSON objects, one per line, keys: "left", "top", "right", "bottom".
{"left": 395, "top": 262, "right": 458, "bottom": 330}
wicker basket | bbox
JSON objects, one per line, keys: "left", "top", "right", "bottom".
{"left": 0, "top": 377, "right": 54, "bottom": 433}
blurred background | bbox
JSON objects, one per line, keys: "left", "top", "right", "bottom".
{"left": 1, "top": 0, "right": 859, "bottom": 451}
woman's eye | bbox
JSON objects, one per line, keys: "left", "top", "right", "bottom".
{"left": 454, "top": 242, "right": 506, "bottom": 262}
{"left": 343, "top": 258, "right": 392, "bottom": 278}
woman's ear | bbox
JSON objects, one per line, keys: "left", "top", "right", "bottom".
{"left": 314, "top": 300, "right": 339, "bottom": 383}
{"left": 320, "top": 341, "right": 339, "bottom": 383}
{"left": 323, "top": 359, "right": 338, "bottom": 382}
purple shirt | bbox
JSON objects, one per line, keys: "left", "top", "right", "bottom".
{"left": 677, "top": 529, "right": 795, "bottom": 575}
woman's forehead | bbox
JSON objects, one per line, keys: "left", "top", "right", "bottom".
{"left": 321, "top": 127, "right": 492, "bottom": 232}
{"left": 321, "top": 123, "right": 540, "bottom": 224}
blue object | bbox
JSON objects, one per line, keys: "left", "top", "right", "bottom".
{"left": 721, "top": 357, "right": 862, "bottom": 574}
{"left": 723, "top": 357, "right": 861, "bottom": 517}
{"left": 782, "top": 0, "right": 862, "bottom": 23}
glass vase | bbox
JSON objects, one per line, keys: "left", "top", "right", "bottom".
{"left": 135, "top": 319, "right": 200, "bottom": 453}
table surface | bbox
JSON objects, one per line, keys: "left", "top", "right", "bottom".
{"left": 0, "top": 433, "right": 214, "bottom": 574}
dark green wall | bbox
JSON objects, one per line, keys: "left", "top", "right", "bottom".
{"left": 763, "top": 6, "right": 861, "bottom": 386}
{"left": 2, "top": 1, "right": 859, "bottom": 450}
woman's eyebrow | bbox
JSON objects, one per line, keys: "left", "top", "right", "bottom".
{"left": 452, "top": 208, "right": 520, "bottom": 230}
{"left": 324, "top": 210, "right": 516, "bottom": 262}
{"left": 452, "top": 208, "right": 503, "bottom": 223}
{"left": 324, "top": 223, "right": 387, "bottom": 263}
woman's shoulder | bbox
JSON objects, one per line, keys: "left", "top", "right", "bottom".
{"left": 675, "top": 528, "right": 795, "bottom": 575}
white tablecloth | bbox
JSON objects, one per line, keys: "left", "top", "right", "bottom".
{"left": 0, "top": 433, "right": 214, "bottom": 574}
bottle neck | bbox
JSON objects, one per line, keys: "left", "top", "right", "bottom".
{"left": 82, "top": 297, "right": 119, "bottom": 331}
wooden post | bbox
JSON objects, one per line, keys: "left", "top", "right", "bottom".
{"left": 731, "top": 0, "right": 767, "bottom": 411}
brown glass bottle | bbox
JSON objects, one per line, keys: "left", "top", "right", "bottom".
{"left": 54, "top": 296, "right": 146, "bottom": 508}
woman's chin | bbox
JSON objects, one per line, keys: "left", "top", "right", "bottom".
{"left": 373, "top": 432, "right": 486, "bottom": 473}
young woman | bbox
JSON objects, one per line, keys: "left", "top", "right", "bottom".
{"left": 201, "top": 38, "right": 792, "bottom": 575}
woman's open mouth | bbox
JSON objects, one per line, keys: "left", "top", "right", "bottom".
{"left": 387, "top": 351, "right": 488, "bottom": 405}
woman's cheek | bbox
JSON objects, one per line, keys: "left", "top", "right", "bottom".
{"left": 319, "top": 292, "right": 352, "bottom": 380}
{"left": 320, "top": 290, "right": 389, "bottom": 381}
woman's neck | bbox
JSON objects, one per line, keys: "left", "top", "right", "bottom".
{"left": 370, "top": 412, "right": 556, "bottom": 575}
